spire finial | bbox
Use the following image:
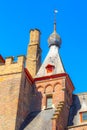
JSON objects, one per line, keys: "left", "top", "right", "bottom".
{"left": 48, "top": 9, "right": 61, "bottom": 48}
{"left": 54, "top": 10, "right": 58, "bottom": 32}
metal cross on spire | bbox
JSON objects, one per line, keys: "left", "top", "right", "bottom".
{"left": 54, "top": 9, "right": 58, "bottom": 32}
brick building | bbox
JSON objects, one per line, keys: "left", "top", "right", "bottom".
{"left": 0, "top": 15, "right": 87, "bottom": 130}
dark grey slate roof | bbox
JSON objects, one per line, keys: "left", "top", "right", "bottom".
{"left": 22, "top": 109, "right": 55, "bottom": 130}
{"left": 68, "top": 93, "right": 87, "bottom": 126}
{"left": 19, "top": 111, "right": 40, "bottom": 130}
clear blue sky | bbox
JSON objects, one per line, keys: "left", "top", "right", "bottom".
{"left": 0, "top": 0, "right": 87, "bottom": 94}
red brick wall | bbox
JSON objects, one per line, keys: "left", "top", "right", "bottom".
{"left": 55, "top": 104, "right": 70, "bottom": 130}
{"left": 32, "top": 76, "right": 70, "bottom": 111}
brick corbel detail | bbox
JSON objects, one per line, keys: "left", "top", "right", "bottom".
{"left": 51, "top": 101, "right": 65, "bottom": 130}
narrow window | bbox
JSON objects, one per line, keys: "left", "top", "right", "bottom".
{"left": 82, "top": 112, "right": 87, "bottom": 121}
{"left": 80, "top": 111, "right": 87, "bottom": 122}
{"left": 46, "top": 96, "right": 52, "bottom": 108}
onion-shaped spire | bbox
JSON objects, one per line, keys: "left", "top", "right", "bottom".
{"left": 48, "top": 10, "right": 61, "bottom": 48}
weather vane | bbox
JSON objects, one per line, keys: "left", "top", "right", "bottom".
{"left": 54, "top": 9, "right": 58, "bottom": 31}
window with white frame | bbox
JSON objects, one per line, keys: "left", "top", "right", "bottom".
{"left": 46, "top": 96, "right": 52, "bottom": 108}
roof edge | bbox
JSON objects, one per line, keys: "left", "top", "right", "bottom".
{"left": 67, "top": 123, "right": 87, "bottom": 129}
{"left": 24, "top": 68, "right": 34, "bottom": 83}
{"left": 34, "top": 73, "right": 75, "bottom": 91}
{"left": 0, "top": 55, "right": 5, "bottom": 63}
{"left": 34, "top": 73, "right": 67, "bottom": 81}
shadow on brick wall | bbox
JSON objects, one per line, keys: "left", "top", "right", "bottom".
{"left": 68, "top": 94, "right": 81, "bottom": 126}
{"left": 19, "top": 85, "right": 43, "bottom": 130}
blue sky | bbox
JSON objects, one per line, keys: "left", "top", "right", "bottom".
{"left": 0, "top": 0, "right": 87, "bottom": 94}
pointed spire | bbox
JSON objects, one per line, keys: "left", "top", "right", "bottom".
{"left": 36, "top": 10, "right": 65, "bottom": 77}
{"left": 48, "top": 10, "right": 61, "bottom": 48}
